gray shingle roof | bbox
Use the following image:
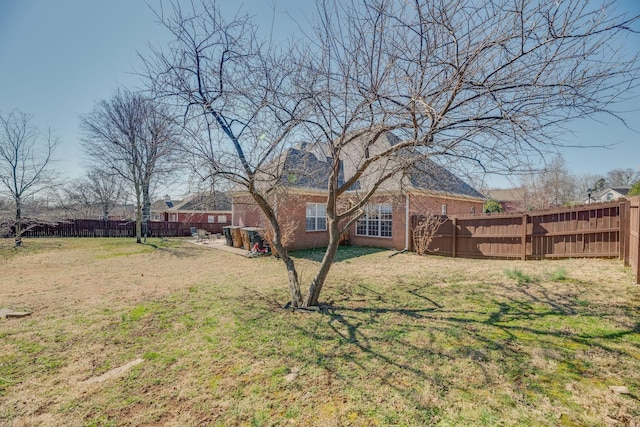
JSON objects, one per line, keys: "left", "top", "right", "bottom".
{"left": 174, "top": 192, "right": 231, "bottom": 211}
{"left": 405, "top": 159, "right": 486, "bottom": 199}
{"left": 280, "top": 146, "right": 359, "bottom": 190}
{"left": 277, "top": 136, "right": 482, "bottom": 199}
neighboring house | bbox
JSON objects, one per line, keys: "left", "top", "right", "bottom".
{"left": 151, "top": 192, "right": 232, "bottom": 224}
{"left": 581, "top": 186, "right": 631, "bottom": 204}
{"left": 232, "top": 132, "right": 486, "bottom": 251}
{"left": 483, "top": 187, "right": 529, "bottom": 212}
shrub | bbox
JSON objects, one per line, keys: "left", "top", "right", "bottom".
{"left": 484, "top": 199, "right": 504, "bottom": 213}
{"left": 628, "top": 181, "right": 640, "bottom": 197}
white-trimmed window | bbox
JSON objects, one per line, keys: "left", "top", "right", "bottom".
{"left": 356, "top": 203, "right": 392, "bottom": 238}
{"left": 218, "top": 215, "right": 227, "bottom": 223}
{"left": 208, "top": 215, "right": 216, "bottom": 223}
{"left": 306, "top": 203, "right": 326, "bottom": 231}
{"left": 441, "top": 204, "right": 447, "bottom": 215}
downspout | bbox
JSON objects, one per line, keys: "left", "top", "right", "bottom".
{"left": 390, "top": 193, "right": 410, "bottom": 258}
{"left": 231, "top": 196, "right": 235, "bottom": 226}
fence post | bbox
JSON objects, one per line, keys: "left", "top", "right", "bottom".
{"left": 620, "top": 200, "right": 630, "bottom": 265}
{"left": 451, "top": 217, "right": 457, "bottom": 258}
{"left": 521, "top": 214, "right": 528, "bottom": 261}
{"left": 632, "top": 197, "right": 640, "bottom": 284}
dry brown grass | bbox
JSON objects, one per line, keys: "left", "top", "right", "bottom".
{"left": 1, "top": 238, "right": 639, "bottom": 426}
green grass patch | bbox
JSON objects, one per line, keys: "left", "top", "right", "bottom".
{"left": 291, "top": 245, "right": 388, "bottom": 262}
{"left": 550, "top": 266, "right": 568, "bottom": 281}
{"left": 503, "top": 267, "right": 536, "bottom": 285}
{"left": 1, "top": 239, "right": 639, "bottom": 426}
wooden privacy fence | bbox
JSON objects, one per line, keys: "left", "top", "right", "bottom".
{"left": 21, "top": 219, "right": 230, "bottom": 238}
{"left": 629, "top": 196, "right": 640, "bottom": 284}
{"left": 415, "top": 199, "right": 640, "bottom": 283}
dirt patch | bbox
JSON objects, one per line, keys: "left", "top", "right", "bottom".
{"left": 0, "top": 239, "right": 217, "bottom": 317}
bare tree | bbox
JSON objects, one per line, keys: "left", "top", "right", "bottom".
{"left": 144, "top": 0, "right": 639, "bottom": 308}
{"left": 574, "top": 173, "right": 606, "bottom": 201}
{"left": 81, "top": 89, "right": 180, "bottom": 243}
{"left": 0, "top": 196, "right": 12, "bottom": 237}
{"left": 520, "top": 156, "right": 576, "bottom": 208}
{"left": 606, "top": 168, "right": 639, "bottom": 186}
{"left": 0, "top": 110, "right": 59, "bottom": 246}
{"left": 412, "top": 212, "right": 446, "bottom": 256}
{"left": 58, "top": 169, "right": 128, "bottom": 219}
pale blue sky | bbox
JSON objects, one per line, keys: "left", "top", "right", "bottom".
{"left": 1, "top": 0, "right": 638, "bottom": 193}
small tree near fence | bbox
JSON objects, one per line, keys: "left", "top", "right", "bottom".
{"left": 413, "top": 213, "right": 446, "bottom": 256}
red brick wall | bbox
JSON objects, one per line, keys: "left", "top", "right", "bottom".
{"left": 233, "top": 191, "right": 484, "bottom": 252}
{"left": 348, "top": 194, "right": 484, "bottom": 251}
{"left": 159, "top": 211, "right": 231, "bottom": 224}
{"left": 232, "top": 192, "right": 330, "bottom": 251}
{"left": 408, "top": 193, "right": 483, "bottom": 217}
{"left": 175, "top": 212, "right": 231, "bottom": 223}
{"left": 232, "top": 194, "right": 263, "bottom": 228}
{"left": 348, "top": 196, "right": 407, "bottom": 250}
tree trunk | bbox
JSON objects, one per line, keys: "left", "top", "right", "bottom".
{"left": 250, "top": 190, "right": 304, "bottom": 308}
{"left": 283, "top": 253, "right": 304, "bottom": 308}
{"left": 134, "top": 186, "right": 142, "bottom": 244}
{"left": 303, "top": 217, "right": 340, "bottom": 307}
{"left": 142, "top": 184, "right": 151, "bottom": 243}
{"left": 14, "top": 198, "right": 22, "bottom": 247}
{"left": 267, "top": 232, "right": 303, "bottom": 307}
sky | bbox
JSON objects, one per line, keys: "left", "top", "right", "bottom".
{"left": 0, "top": 0, "right": 639, "bottom": 196}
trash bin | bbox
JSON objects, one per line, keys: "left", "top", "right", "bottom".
{"left": 243, "top": 227, "right": 266, "bottom": 252}
{"left": 230, "top": 226, "right": 243, "bottom": 248}
{"left": 222, "top": 226, "right": 233, "bottom": 246}
{"left": 239, "top": 228, "right": 251, "bottom": 251}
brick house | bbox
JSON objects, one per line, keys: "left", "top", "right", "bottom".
{"left": 232, "top": 133, "right": 485, "bottom": 251}
{"left": 151, "top": 192, "right": 232, "bottom": 225}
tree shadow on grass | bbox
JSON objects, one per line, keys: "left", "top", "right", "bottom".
{"left": 280, "top": 279, "right": 640, "bottom": 423}
{"left": 141, "top": 239, "right": 204, "bottom": 258}
{"left": 290, "top": 245, "right": 388, "bottom": 263}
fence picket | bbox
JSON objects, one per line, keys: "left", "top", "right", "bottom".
{"left": 17, "top": 219, "right": 230, "bottom": 239}
{"left": 417, "top": 201, "right": 630, "bottom": 266}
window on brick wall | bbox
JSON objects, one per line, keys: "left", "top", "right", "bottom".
{"left": 208, "top": 215, "right": 215, "bottom": 223}
{"left": 306, "top": 203, "right": 327, "bottom": 231}
{"left": 356, "top": 203, "right": 392, "bottom": 238}
{"left": 441, "top": 204, "right": 447, "bottom": 215}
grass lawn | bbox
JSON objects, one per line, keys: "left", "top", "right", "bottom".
{"left": 1, "top": 238, "right": 639, "bottom": 426}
